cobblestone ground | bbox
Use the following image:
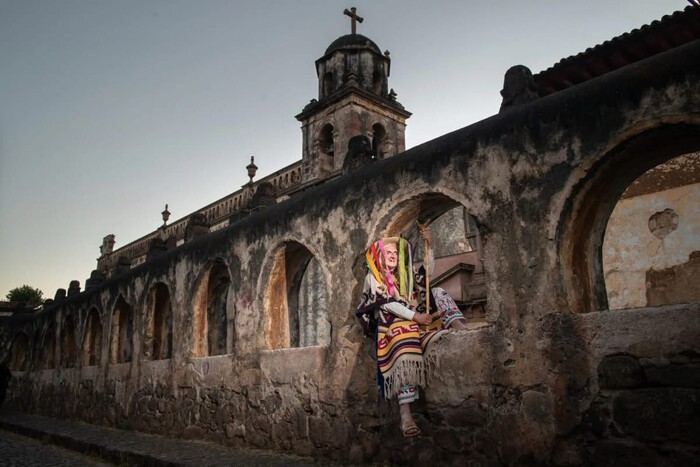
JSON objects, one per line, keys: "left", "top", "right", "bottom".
{"left": 0, "top": 428, "right": 114, "bottom": 466}
{"left": 0, "top": 411, "right": 325, "bottom": 467}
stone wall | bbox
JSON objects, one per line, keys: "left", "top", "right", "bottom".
{"left": 2, "top": 40, "right": 700, "bottom": 466}
{"left": 551, "top": 305, "right": 700, "bottom": 465}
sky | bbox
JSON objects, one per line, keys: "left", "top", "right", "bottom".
{"left": 0, "top": 0, "right": 684, "bottom": 300}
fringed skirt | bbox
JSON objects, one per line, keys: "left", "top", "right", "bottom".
{"left": 375, "top": 318, "right": 446, "bottom": 400}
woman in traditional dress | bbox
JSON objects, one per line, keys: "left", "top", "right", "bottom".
{"left": 355, "top": 227, "right": 468, "bottom": 437}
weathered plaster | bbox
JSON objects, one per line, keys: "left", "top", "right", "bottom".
{"left": 604, "top": 183, "right": 700, "bottom": 309}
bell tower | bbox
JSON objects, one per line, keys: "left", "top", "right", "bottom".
{"left": 296, "top": 7, "right": 411, "bottom": 182}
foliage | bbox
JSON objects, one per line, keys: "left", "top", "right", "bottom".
{"left": 5, "top": 285, "right": 44, "bottom": 306}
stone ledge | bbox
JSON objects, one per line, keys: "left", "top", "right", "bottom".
{"left": 260, "top": 346, "right": 330, "bottom": 384}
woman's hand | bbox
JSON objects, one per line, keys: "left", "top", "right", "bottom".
{"left": 413, "top": 312, "right": 433, "bottom": 326}
{"left": 419, "top": 226, "right": 432, "bottom": 246}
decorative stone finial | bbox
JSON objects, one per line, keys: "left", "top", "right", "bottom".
{"left": 100, "top": 234, "right": 115, "bottom": 256}
{"left": 85, "top": 270, "right": 106, "bottom": 290}
{"left": 248, "top": 182, "right": 277, "bottom": 212}
{"left": 161, "top": 204, "right": 171, "bottom": 226}
{"left": 67, "top": 280, "right": 81, "bottom": 297}
{"left": 184, "top": 213, "right": 211, "bottom": 242}
{"left": 246, "top": 156, "right": 258, "bottom": 183}
{"left": 499, "top": 65, "right": 540, "bottom": 113}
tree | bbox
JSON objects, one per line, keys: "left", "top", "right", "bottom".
{"left": 5, "top": 285, "right": 44, "bottom": 306}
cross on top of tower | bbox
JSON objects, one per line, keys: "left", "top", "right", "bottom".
{"left": 343, "top": 7, "right": 364, "bottom": 35}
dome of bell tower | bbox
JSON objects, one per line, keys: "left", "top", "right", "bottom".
{"left": 315, "top": 32, "right": 390, "bottom": 100}
{"left": 314, "top": 8, "right": 391, "bottom": 101}
{"left": 324, "top": 33, "right": 381, "bottom": 56}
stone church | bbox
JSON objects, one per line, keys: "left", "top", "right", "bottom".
{"left": 1, "top": 6, "right": 699, "bottom": 466}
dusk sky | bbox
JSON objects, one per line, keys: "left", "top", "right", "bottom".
{"left": 0, "top": 1, "right": 682, "bottom": 300}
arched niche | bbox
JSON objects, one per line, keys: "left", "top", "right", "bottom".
{"left": 109, "top": 296, "right": 133, "bottom": 364}
{"left": 602, "top": 151, "right": 700, "bottom": 310}
{"left": 317, "top": 123, "right": 335, "bottom": 171}
{"left": 559, "top": 124, "right": 700, "bottom": 313}
{"left": 9, "top": 332, "right": 29, "bottom": 371}
{"left": 31, "top": 329, "right": 41, "bottom": 370}
{"left": 372, "top": 123, "right": 387, "bottom": 159}
{"left": 81, "top": 308, "right": 102, "bottom": 366}
{"left": 376, "top": 192, "right": 487, "bottom": 321}
{"left": 372, "top": 68, "right": 382, "bottom": 95}
{"left": 60, "top": 314, "right": 77, "bottom": 368}
{"left": 191, "top": 260, "right": 232, "bottom": 357}
{"left": 144, "top": 282, "right": 173, "bottom": 360}
{"left": 322, "top": 71, "right": 333, "bottom": 98}
{"left": 263, "top": 241, "right": 331, "bottom": 349}
{"left": 36, "top": 324, "right": 56, "bottom": 370}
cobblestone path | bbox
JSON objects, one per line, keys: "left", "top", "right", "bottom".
{"left": 0, "top": 427, "right": 114, "bottom": 466}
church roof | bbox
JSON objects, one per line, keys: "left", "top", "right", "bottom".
{"left": 534, "top": 5, "right": 700, "bottom": 96}
{"left": 324, "top": 33, "right": 382, "bottom": 56}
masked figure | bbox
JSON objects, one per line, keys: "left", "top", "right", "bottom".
{"left": 354, "top": 228, "right": 467, "bottom": 437}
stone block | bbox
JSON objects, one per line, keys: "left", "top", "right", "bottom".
{"left": 432, "top": 427, "right": 464, "bottom": 453}
{"left": 244, "top": 429, "right": 269, "bottom": 448}
{"left": 669, "top": 349, "right": 700, "bottom": 364}
{"left": 308, "top": 416, "right": 332, "bottom": 447}
{"left": 147, "top": 397, "right": 158, "bottom": 412}
{"left": 587, "top": 440, "right": 664, "bottom": 467}
{"left": 215, "top": 403, "right": 232, "bottom": 425}
{"left": 245, "top": 386, "right": 263, "bottom": 408}
{"left": 157, "top": 399, "right": 171, "bottom": 413}
{"left": 155, "top": 383, "right": 167, "bottom": 398}
{"left": 235, "top": 368, "right": 262, "bottom": 388}
{"left": 550, "top": 438, "right": 584, "bottom": 467}
{"left": 180, "top": 387, "right": 197, "bottom": 400}
{"left": 107, "top": 406, "right": 116, "bottom": 423}
{"left": 329, "top": 417, "right": 349, "bottom": 448}
{"left": 598, "top": 355, "right": 645, "bottom": 389}
{"left": 225, "top": 421, "right": 245, "bottom": 439}
{"left": 295, "top": 411, "right": 309, "bottom": 438}
{"left": 271, "top": 420, "right": 293, "bottom": 446}
{"left": 259, "top": 347, "right": 327, "bottom": 384}
{"left": 160, "top": 410, "right": 174, "bottom": 428}
{"left": 199, "top": 403, "right": 213, "bottom": 425}
{"left": 613, "top": 388, "right": 700, "bottom": 444}
{"left": 443, "top": 401, "right": 487, "bottom": 427}
{"left": 182, "top": 425, "right": 206, "bottom": 440}
{"left": 347, "top": 443, "right": 365, "bottom": 465}
{"left": 227, "top": 396, "right": 246, "bottom": 416}
{"left": 521, "top": 389, "right": 552, "bottom": 427}
{"left": 249, "top": 411, "right": 271, "bottom": 434}
{"left": 644, "top": 363, "right": 700, "bottom": 388}
{"left": 261, "top": 392, "right": 281, "bottom": 415}
{"left": 580, "top": 397, "right": 611, "bottom": 437}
